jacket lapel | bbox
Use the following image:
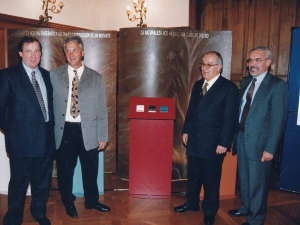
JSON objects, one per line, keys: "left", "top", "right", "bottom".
{"left": 247, "top": 73, "right": 271, "bottom": 117}
{"left": 18, "top": 64, "right": 42, "bottom": 112}
{"left": 79, "top": 66, "right": 89, "bottom": 84}
{"left": 61, "top": 65, "right": 69, "bottom": 85}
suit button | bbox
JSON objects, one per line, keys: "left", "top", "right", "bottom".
{"left": 65, "top": 100, "right": 67, "bottom": 102}
{"left": 62, "top": 114, "right": 65, "bottom": 116}
{"left": 61, "top": 127, "right": 63, "bottom": 129}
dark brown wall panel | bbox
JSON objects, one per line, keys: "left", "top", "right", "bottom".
{"left": 193, "top": 0, "right": 300, "bottom": 83}
{"left": 118, "top": 28, "right": 233, "bottom": 179}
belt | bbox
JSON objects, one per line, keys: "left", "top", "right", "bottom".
{"left": 65, "top": 121, "right": 81, "bottom": 126}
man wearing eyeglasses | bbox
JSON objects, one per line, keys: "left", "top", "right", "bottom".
{"left": 228, "top": 46, "right": 288, "bottom": 225}
{"left": 174, "top": 51, "right": 239, "bottom": 225}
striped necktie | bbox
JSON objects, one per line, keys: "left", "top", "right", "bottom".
{"left": 31, "top": 71, "right": 47, "bottom": 121}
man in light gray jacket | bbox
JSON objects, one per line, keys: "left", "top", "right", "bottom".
{"left": 50, "top": 35, "right": 110, "bottom": 218}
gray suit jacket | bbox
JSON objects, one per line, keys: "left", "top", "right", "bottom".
{"left": 50, "top": 64, "right": 108, "bottom": 151}
{"left": 232, "top": 72, "right": 288, "bottom": 160}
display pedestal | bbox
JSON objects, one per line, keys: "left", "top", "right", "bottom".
{"left": 129, "top": 97, "right": 175, "bottom": 198}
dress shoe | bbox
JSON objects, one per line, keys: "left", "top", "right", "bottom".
{"left": 228, "top": 209, "right": 249, "bottom": 217}
{"left": 242, "top": 222, "right": 250, "bottom": 225}
{"left": 204, "top": 215, "right": 214, "bottom": 225}
{"left": 174, "top": 204, "right": 200, "bottom": 213}
{"left": 35, "top": 217, "right": 51, "bottom": 225}
{"left": 86, "top": 202, "right": 111, "bottom": 212}
{"left": 65, "top": 204, "right": 78, "bottom": 218}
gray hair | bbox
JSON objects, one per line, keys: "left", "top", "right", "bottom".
{"left": 204, "top": 51, "right": 223, "bottom": 66}
{"left": 203, "top": 51, "right": 223, "bottom": 74}
{"left": 63, "top": 35, "right": 84, "bottom": 52}
{"left": 250, "top": 46, "right": 272, "bottom": 60}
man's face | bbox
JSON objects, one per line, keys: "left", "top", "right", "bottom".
{"left": 65, "top": 41, "right": 84, "bottom": 69}
{"left": 200, "top": 53, "right": 222, "bottom": 81}
{"left": 18, "top": 41, "right": 41, "bottom": 70}
{"left": 248, "top": 50, "right": 271, "bottom": 77}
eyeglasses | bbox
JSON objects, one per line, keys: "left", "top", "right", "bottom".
{"left": 199, "top": 63, "right": 219, "bottom": 69}
{"left": 246, "top": 58, "right": 268, "bottom": 63}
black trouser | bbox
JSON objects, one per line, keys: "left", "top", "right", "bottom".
{"left": 186, "top": 155, "right": 224, "bottom": 216}
{"left": 56, "top": 122, "right": 99, "bottom": 207}
{"left": 3, "top": 152, "right": 52, "bottom": 225}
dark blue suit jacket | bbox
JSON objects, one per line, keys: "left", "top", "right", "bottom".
{"left": 183, "top": 76, "right": 240, "bottom": 158}
{"left": 0, "top": 63, "right": 55, "bottom": 158}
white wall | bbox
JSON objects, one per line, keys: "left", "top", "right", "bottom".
{"left": 0, "top": 0, "right": 189, "bottom": 30}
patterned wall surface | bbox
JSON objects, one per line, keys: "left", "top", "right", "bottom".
{"left": 118, "top": 28, "right": 233, "bottom": 179}
{"left": 7, "top": 28, "right": 117, "bottom": 172}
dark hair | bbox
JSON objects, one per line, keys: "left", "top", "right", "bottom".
{"left": 203, "top": 51, "right": 223, "bottom": 74}
{"left": 17, "top": 36, "right": 42, "bottom": 53}
{"left": 63, "top": 35, "right": 84, "bottom": 52}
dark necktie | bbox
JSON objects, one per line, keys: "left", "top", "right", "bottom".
{"left": 240, "top": 78, "right": 257, "bottom": 132}
{"left": 202, "top": 83, "right": 209, "bottom": 96}
{"left": 31, "top": 71, "right": 47, "bottom": 121}
{"left": 70, "top": 70, "right": 80, "bottom": 118}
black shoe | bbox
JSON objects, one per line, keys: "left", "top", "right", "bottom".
{"left": 228, "top": 209, "right": 249, "bottom": 217}
{"left": 174, "top": 204, "right": 200, "bottom": 213}
{"left": 35, "top": 217, "right": 51, "bottom": 225}
{"left": 242, "top": 222, "right": 250, "bottom": 225}
{"left": 65, "top": 204, "right": 78, "bottom": 218}
{"left": 204, "top": 215, "right": 214, "bottom": 225}
{"left": 85, "top": 202, "right": 111, "bottom": 212}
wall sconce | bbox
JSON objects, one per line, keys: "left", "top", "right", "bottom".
{"left": 39, "top": 0, "right": 64, "bottom": 23}
{"left": 126, "top": 0, "right": 147, "bottom": 27}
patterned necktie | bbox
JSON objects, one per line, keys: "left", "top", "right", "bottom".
{"left": 31, "top": 71, "right": 47, "bottom": 121}
{"left": 202, "top": 83, "right": 209, "bottom": 96}
{"left": 70, "top": 70, "right": 80, "bottom": 118}
{"left": 240, "top": 78, "right": 257, "bottom": 132}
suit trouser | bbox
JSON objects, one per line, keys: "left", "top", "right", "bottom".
{"left": 56, "top": 122, "right": 99, "bottom": 207}
{"left": 3, "top": 153, "right": 53, "bottom": 225}
{"left": 237, "top": 130, "right": 272, "bottom": 225}
{"left": 186, "top": 155, "right": 224, "bottom": 216}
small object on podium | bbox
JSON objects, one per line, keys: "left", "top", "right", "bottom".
{"left": 160, "top": 105, "right": 168, "bottom": 113}
{"left": 148, "top": 105, "right": 156, "bottom": 112}
{"left": 136, "top": 105, "right": 144, "bottom": 112}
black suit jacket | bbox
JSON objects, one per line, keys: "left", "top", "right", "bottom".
{"left": 0, "top": 63, "right": 55, "bottom": 157}
{"left": 183, "top": 76, "right": 239, "bottom": 158}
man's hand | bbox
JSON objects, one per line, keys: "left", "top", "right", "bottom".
{"left": 182, "top": 133, "right": 188, "bottom": 145}
{"left": 216, "top": 145, "right": 227, "bottom": 154}
{"left": 261, "top": 151, "right": 273, "bottom": 162}
{"left": 98, "top": 142, "right": 107, "bottom": 151}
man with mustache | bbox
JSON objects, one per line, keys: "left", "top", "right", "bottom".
{"left": 228, "top": 46, "right": 288, "bottom": 225}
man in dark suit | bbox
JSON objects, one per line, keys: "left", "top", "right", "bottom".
{"left": 174, "top": 51, "right": 239, "bottom": 225}
{"left": 50, "top": 35, "right": 110, "bottom": 218}
{"left": 0, "top": 36, "right": 54, "bottom": 225}
{"left": 228, "top": 46, "right": 288, "bottom": 225}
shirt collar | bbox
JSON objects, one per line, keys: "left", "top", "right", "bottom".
{"left": 68, "top": 62, "right": 84, "bottom": 78}
{"left": 204, "top": 74, "right": 220, "bottom": 88}
{"left": 22, "top": 62, "right": 38, "bottom": 74}
{"left": 252, "top": 71, "right": 267, "bottom": 84}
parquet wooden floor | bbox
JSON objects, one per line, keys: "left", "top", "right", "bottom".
{"left": 0, "top": 174, "right": 300, "bottom": 225}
